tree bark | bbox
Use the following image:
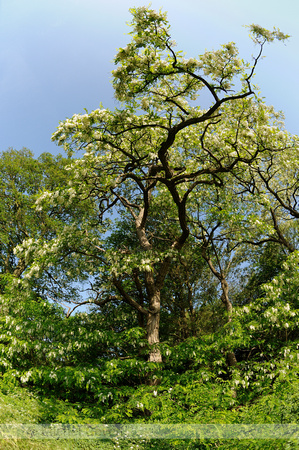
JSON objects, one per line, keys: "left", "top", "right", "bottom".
{"left": 220, "top": 278, "right": 233, "bottom": 322}
{"left": 147, "top": 308, "right": 162, "bottom": 362}
{"left": 145, "top": 269, "right": 162, "bottom": 363}
{"left": 145, "top": 289, "right": 162, "bottom": 385}
{"left": 227, "top": 351, "right": 238, "bottom": 367}
{"left": 13, "top": 258, "right": 26, "bottom": 278}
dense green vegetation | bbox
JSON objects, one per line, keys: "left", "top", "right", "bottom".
{"left": 0, "top": 6, "right": 298, "bottom": 449}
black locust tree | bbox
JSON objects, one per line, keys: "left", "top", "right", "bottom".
{"left": 16, "top": 7, "right": 290, "bottom": 362}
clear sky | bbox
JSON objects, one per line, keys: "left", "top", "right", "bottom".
{"left": 0, "top": 0, "right": 298, "bottom": 156}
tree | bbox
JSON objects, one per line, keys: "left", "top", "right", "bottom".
{"left": 0, "top": 149, "right": 73, "bottom": 285}
{"left": 0, "top": 148, "right": 106, "bottom": 309}
{"left": 15, "top": 7, "right": 290, "bottom": 363}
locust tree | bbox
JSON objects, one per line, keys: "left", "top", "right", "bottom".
{"left": 16, "top": 7, "right": 291, "bottom": 362}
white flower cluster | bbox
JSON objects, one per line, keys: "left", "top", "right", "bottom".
{"left": 248, "top": 24, "right": 289, "bottom": 43}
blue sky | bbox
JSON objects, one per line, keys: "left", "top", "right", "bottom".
{"left": 0, "top": 0, "right": 298, "bottom": 156}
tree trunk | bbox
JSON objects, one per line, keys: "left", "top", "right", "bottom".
{"left": 220, "top": 279, "right": 238, "bottom": 366}
{"left": 227, "top": 351, "right": 238, "bottom": 367}
{"left": 13, "top": 258, "right": 27, "bottom": 278}
{"left": 220, "top": 278, "right": 233, "bottom": 322}
{"left": 147, "top": 291, "right": 162, "bottom": 363}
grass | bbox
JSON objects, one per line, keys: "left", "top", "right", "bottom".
{"left": 0, "top": 382, "right": 116, "bottom": 449}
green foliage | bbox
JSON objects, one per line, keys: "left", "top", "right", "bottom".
{"left": 235, "top": 242, "right": 287, "bottom": 305}
{"left": 0, "top": 148, "right": 70, "bottom": 276}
